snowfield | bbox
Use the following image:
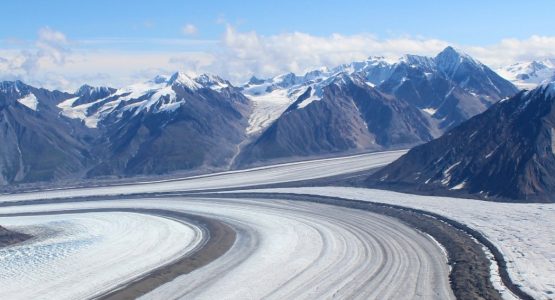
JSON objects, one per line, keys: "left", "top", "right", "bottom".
{"left": 0, "top": 197, "right": 453, "bottom": 299}
{"left": 242, "top": 187, "right": 555, "bottom": 300}
{"left": 0, "top": 212, "right": 202, "bottom": 299}
{"left": 0, "top": 150, "right": 405, "bottom": 203}
{"left": 0, "top": 150, "right": 552, "bottom": 299}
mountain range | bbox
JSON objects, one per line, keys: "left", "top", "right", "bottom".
{"left": 0, "top": 46, "right": 525, "bottom": 185}
{"left": 367, "top": 83, "right": 555, "bottom": 202}
{"left": 497, "top": 58, "right": 555, "bottom": 89}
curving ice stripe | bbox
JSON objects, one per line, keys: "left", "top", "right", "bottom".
{"left": 0, "top": 150, "right": 405, "bottom": 203}
{"left": 0, "top": 198, "right": 454, "bottom": 299}
{"left": 246, "top": 186, "right": 555, "bottom": 300}
{"left": 0, "top": 212, "right": 203, "bottom": 300}
{"left": 147, "top": 199, "right": 453, "bottom": 300}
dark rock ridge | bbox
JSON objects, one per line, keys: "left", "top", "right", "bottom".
{"left": 0, "top": 225, "right": 31, "bottom": 247}
{"left": 367, "top": 83, "right": 555, "bottom": 202}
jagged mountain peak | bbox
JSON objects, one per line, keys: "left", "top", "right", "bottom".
{"left": 398, "top": 54, "right": 435, "bottom": 69}
{"left": 0, "top": 80, "right": 30, "bottom": 94}
{"left": 194, "top": 73, "right": 232, "bottom": 90}
{"left": 75, "top": 84, "right": 116, "bottom": 97}
{"left": 152, "top": 74, "right": 170, "bottom": 84}
{"left": 167, "top": 72, "right": 201, "bottom": 90}
{"left": 436, "top": 46, "right": 471, "bottom": 60}
{"left": 247, "top": 76, "right": 265, "bottom": 85}
{"left": 435, "top": 46, "right": 483, "bottom": 75}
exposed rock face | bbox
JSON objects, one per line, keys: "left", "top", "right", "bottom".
{"left": 367, "top": 83, "right": 555, "bottom": 202}
{"left": 235, "top": 75, "right": 435, "bottom": 166}
{"left": 0, "top": 75, "right": 250, "bottom": 184}
{"left": 88, "top": 80, "right": 250, "bottom": 177}
{"left": 0, "top": 225, "right": 31, "bottom": 247}
{"left": 0, "top": 81, "right": 94, "bottom": 184}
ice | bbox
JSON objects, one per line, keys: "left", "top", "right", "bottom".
{"left": 2, "top": 150, "right": 550, "bottom": 298}
{"left": 17, "top": 93, "right": 38, "bottom": 111}
{"left": 0, "top": 198, "right": 454, "bottom": 300}
{"left": 247, "top": 186, "right": 555, "bottom": 299}
{"left": 0, "top": 212, "right": 201, "bottom": 299}
{"left": 244, "top": 87, "right": 296, "bottom": 134}
{"left": 0, "top": 150, "right": 406, "bottom": 203}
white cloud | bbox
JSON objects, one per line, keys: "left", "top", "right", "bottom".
{"left": 2, "top": 25, "right": 555, "bottom": 91}
{"left": 0, "top": 27, "right": 71, "bottom": 77}
{"left": 211, "top": 25, "right": 450, "bottom": 82}
{"left": 464, "top": 35, "right": 555, "bottom": 66}
{"left": 182, "top": 24, "right": 198, "bottom": 36}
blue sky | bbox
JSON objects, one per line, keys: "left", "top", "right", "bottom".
{"left": 2, "top": 1, "right": 553, "bottom": 47}
{"left": 0, "top": 1, "right": 554, "bottom": 90}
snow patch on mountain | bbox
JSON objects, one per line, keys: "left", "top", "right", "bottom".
{"left": 57, "top": 96, "right": 87, "bottom": 120}
{"left": 422, "top": 107, "right": 438, "bottom": 116}
{"left": 17, "top": 93, "right": 38, "bottom": 111}
{"left": 243, "top": 83, "right": 304, "bottom": 135}
{"left": 297, "top": 87, "right": 322, "bottom": 109}
{"left": 57, "top": 72, "right": 233, "bottom": 128}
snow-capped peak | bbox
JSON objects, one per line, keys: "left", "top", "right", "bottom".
{"left": 303, "top": 67, "right": 329, "bottom": 82}
{"left": 0, "top": 80, "right": 28, "bottom": 95}
{"left": 399, "top": 54, "right": 435, "bottom": 70}
{"left": 435, "top": 46, "right": 483, "bottom": 75}
{"left": 75, "top": 84, "right": 115, "bottom": 97}
{"left": 152, "top": 74, "right": 170, "bottom": 84}
{"left": 497, "top": 59, "right": 555, "bottom": 90}
{"left": 436, "top": 46, "right": 475, "bottom": 62}
{"left": 167, "top": 72, "right": 201, "bottom": 90}
{"left": 273, "top": 72, "right": 300, "bottom": 88}
{"left": 331, "top": 72, "right": 355, "bottom": 87}
{"left": 194, "top": 74, "right": 231, "bottom": 90}
{"left": 247, "top": 76, "right": 265, "bottom": 85}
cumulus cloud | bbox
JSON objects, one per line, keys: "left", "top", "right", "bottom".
{"left": 210, "top": 26, "right": 555, "bottom": 83}
{"left": 0, "top": 27, "right": 71, "bottom": 76}
{"left": 210, "top": 25, "right": 450, "bottom": 82}
{"left": 182, "top": 24, "right": 198, "bottom": 36}
{"left": 465, "top": 35, "right": 555, "bottom": 66}
{"left": 2, "top": 25, "right": 555, "bottom": 91}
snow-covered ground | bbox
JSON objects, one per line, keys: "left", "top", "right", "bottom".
{"left": 0, "top": 197, "right": 453, "bottom": 299}
{"left": 0, "top": 150, "right": 405, "bottom": 203}
{"left": 17, "top": 93, "right": 38, "bottom": 111}
{"left": 242, "top": 187, "right": 555, "bottom": 300}
{"left": 0, "top": 150, "right": 551, "bottom": 299}
{"left": 0, "top": 212, "right": 202, "bottom": 299}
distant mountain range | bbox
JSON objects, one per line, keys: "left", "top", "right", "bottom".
{"left": 0, "top": 46, "right": 525, "bottom": 185}
{"left": 497, "top": 59, "right": 555, "bottom": 89}
{"left": 367, "top": 83, "right": 555, "bottom": 203}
